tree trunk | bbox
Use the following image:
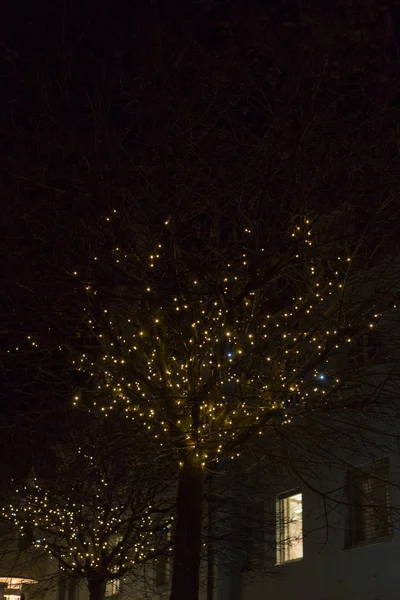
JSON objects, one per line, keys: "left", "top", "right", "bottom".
{"left": 88, "top": 577, "right": 107, "bottom": 600}
{"left": 170, "top": 452, "right": 204, "bottom": 600}
{"left": 207, "top": 474, "right": 215, "bottom": 600}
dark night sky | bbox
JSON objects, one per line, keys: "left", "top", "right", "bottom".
{"left": 1, "top": 0, "right": 400, "bottom": 474}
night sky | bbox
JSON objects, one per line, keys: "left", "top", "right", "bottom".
{"left": 1, "top": 0, "right": 400, "bottom": 478}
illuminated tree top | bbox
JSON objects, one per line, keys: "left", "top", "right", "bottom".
{"left": 70, "top": 205, "right": 393, "bottom": 463}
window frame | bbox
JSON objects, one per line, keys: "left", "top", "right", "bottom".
{"left": 154, "top": 554, "right": 170, "bottom": 588}
{"left": 276, "top": 490, "right": 303, "bottom": 565}
{"left": 347, "top": 459, "right": 392, "bottom": 548}
{"left": 105, "top": 579, "right": 120, "bottom": 598}
{"left": 154, "top": 527, "right": 172, "bottom": 588}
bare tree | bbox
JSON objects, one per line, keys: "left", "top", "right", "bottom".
{"left": 2, "top": 1, "right": 400, "bottom": 599}
{"left": 65, "top": 188, "right": 399, "bottom": 600}
{"left": 1, "top": 411, "right": 175, "bottom": 600}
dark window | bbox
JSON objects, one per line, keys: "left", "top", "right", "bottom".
{"left": 155, "top": 555, "right": 169, "bottom": 587}
{"left": 57, "top": 579, "right": 79, "bottom": 600}
{"left": 349, "top": 331, "right": 381, "bottom": 368}
{"left": 348, "top": 460, "right": 391, "bottom": 547}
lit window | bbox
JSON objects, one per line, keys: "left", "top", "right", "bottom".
{"left": 276, "top": 492, "right": 303, "bottom": 564}
{"left": 348, "top": 460, "right": 391, "bottom": 547}
{"left": 0, "top": 578, "right": 37, "bottom": 600}
{"left": 105, "top": 580, "right": 120, "bottom": 597}
{"left": 5, "top": 580, "right": 22, "bottom": 592}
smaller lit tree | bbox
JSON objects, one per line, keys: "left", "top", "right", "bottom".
{"left": 1, "top": 411, "right": 175, "bottom": 600}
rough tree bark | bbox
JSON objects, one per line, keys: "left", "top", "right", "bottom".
{"left": 170, "top": 453, "right": 204, "bottom": 600}
{"left": 207, "top": 475, "right": 215, "bottom": 600}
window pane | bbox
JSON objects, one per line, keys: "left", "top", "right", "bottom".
{"left": 155, "top": 556, "right": 168, "bottom": 587}
{"left": 276, "top": 492, "right": 303, "bottom": 564}
{"left": 348, "top": 460, "right": 391, "bottom": 547}
{"left": 105, "top": 580, "right": 120, "bottom": 597}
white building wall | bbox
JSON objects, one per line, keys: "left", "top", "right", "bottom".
{"left": 217, "top": 435, "right": 400, "bottom": 600}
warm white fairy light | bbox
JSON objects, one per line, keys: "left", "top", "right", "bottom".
{"left": 62, "top": 213, "right": 390, "bottom": 466}
{"left": 8, "top": 211, "right": 392, "bottom": 475}
{"left": 3, "top": 461, "right": 173, "bottom": 580}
